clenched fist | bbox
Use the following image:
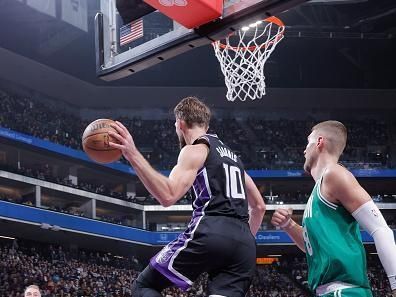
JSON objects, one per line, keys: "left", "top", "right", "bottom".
{"left": 271, "top": 208, "right": 293, "bottom": 229}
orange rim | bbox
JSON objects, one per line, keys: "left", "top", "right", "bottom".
{"left": 214, "top": 16, "right": 285, "bottom": 51}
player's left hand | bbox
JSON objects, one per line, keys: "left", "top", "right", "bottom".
{"left": 108, "top": 121, "right": 138, "bottom": 162}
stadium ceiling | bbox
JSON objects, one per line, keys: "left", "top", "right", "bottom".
{"left": 0, "top": 0, "right": 395, "bottom": 89}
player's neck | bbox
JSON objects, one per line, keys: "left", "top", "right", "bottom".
{"left": 184, "top": 128, "right": 207, "bottom": 145}
{"left": 311, "top": 154, "right": 338, "bottom": 182}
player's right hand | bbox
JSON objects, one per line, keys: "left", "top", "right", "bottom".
{"left": 271, "top": 208, "right": 293, "bottom": 229}
{"left": 108, "top": 121, "right": 138, "bottom": 162}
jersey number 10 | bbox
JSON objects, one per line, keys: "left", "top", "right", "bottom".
{"left": 223, "top": 163, "right": 246, "bottom": 199}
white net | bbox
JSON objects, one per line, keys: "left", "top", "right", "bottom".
{"left": 212, "top": 17, "right": 285, "bottom": 102}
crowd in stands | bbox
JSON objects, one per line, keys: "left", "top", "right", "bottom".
{"left": 0, "top": 89, "right": 393, "bottom": 170}
{"left": 0, "top": 89, "right": 395, "bottom": 207}
{"left": 247, "top": 261, "right": 307, "bottom": 297}
{"left": 285, "top": 257, "right": 310, "bottom": 293}
{"left": 0, "top": 239, "right": 140, "bottom": 297}
{"left": 368, "top": 256, "right": 395, "bottom": 297}
{"left": 0, "top": 239, "right": 309, "bottom": 297}
{"left": 1, "top": 239, "right": 393, "bottom": 297}
{"left": 161, "top": 262, "right": 308, "bottom": 297}
{"left": 283, "top": 256, "right": 394, "bottom": 297}
{"left": 0, "top": 90, "right": 84, "bottom": 151}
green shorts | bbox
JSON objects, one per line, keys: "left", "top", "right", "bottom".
{"left": 320, "top": 287, "right": 373, "bottom": 297}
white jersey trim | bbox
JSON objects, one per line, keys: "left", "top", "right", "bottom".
{"left": 316, "top": 281, "right": 357, "bottom": 296}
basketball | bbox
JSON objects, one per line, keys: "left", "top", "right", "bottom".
{"left": 82, "top": 119, "right": 122, "bottom": 164}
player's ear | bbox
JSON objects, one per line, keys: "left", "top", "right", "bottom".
{"left": 317, "top": 136, "right": 324, "bottom": 148}
{"left": 179, "top": 119, "right": 187, "bottom": 131}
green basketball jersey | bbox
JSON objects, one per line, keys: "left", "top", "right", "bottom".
{"left": 302, "top": 174, "right": 371, "bottom": 293}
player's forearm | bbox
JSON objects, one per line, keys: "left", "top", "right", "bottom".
{"left": 352, "top": 201, "right": 396, "bottom": 291}
{"left": 284, "top": 220, "right": 306, "bottom": 253}
{"left": 127, "top": 150, "right": 174, "bottom": 207}
{"left": 249, "top": 206, "right": 265, "bottom": 236}
{"left": 245, "top": 173, "right": 266, "bottom": 236}
{"left": 372, "top": 227, "right": 396, "bottom": 291}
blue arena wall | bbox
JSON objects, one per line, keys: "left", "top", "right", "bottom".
{"left": 0, "top": 201, "right": 389, "bottom": 246}
{"left": 1, "top": 127, "right": 396, "bottom": 178}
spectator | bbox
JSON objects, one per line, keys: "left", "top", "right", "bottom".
{"left": 24, "top": 285, "right": 41, "bottom": 297}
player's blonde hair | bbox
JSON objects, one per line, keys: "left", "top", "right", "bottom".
{"left": 312, "top": 120, "right": 347, "bottom": 157}
{"left": 174, "top": 96, "right": 211, "bottom": 129}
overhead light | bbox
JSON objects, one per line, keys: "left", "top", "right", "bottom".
{"left": 0, "top": 235, "right": 15, "bottom": 240}
{"left": 241, "top": 26, "right": 250, "bottom": 31}
{"left": 267, "top": 254, "right": 282, "bottom": 257}
{"left": 248, "top": 20, "right": 263, "bottom": 28}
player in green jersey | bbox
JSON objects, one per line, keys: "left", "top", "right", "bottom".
{"left": 271, "top": 120, "right": 396, "bottom": 297}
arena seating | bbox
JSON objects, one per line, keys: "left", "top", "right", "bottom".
{"left": 1, "top": 239, "right": 392, "bottom": 296}
{"left": 0, "top": 89, "right": 393, "bottom": 171}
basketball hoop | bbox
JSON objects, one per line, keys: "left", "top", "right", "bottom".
{"left": 212, "top": 16, "right": 285, "bottom": 102}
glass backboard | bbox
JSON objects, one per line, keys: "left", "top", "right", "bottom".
{"left": 95, "top": 0, "right": 307, "bottom": 81}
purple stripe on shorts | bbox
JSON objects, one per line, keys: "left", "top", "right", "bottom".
{"left": 150, "top": 168, "right": 212, "bottom": 290}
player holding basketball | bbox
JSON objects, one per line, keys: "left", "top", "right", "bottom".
{"left": 109, "top": 96, "right": 265, "bottom": 297}
{"left": 271, "top": 121, "right": 396, "bottom": 297}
